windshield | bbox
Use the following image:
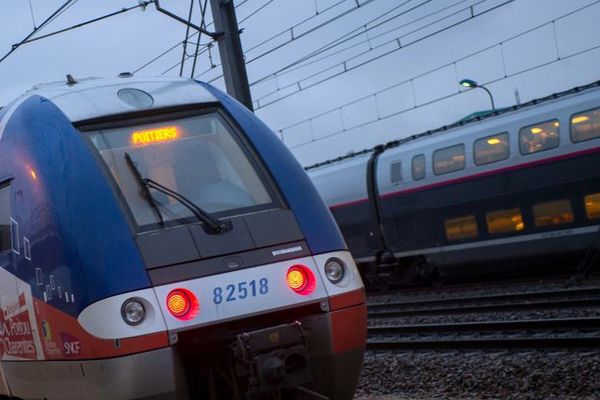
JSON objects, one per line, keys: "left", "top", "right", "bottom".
{"left": 87, "top": 112, "right": 276, "bottom": 228}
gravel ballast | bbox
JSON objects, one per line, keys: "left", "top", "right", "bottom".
{"left": 355, "top": 350, "right": 600, "bottom": 399}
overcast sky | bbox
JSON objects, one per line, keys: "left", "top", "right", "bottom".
{"left": 1, "top": 0, "right": 600, "bottom": 166}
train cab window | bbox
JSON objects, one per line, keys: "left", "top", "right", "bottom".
{"left": 412, "top": 154, "right": 425, "bottom": 180}
{"left": 584, "top": 193, "right": 600, "bottom": 219}
{"left": 571, "top": 108, "right": 600, "bottom": 143}
{"left": 474, "top": 133, "right": 509, "bottom": 165}
{"left": 390, "top": 160, "right": 402, "bottom": 184}
{"left": 433, "top": 144, "right": 465, "bottom": 175}
{"left": 486, "top": 208, "right": 524, "bottom": 234}
{"left": 444, "top": 215, "right": 478, "bottom": 241}
{"left": 533, "top": 199, "right": 574, "bottom": 227}
{"left": 519, "top": 119, "right": 559, "bottom": 155}
{"left": 86, "top": 112, "right": 277, "bottom": 229}
{"left": 0, "top": 184, "right": 11, "bottom": 252}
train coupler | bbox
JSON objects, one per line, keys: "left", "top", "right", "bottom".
{"left": 231, "top": 321, "right": 316, "bottom": 397}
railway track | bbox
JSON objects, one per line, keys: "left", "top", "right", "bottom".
{"left": 368, "top": 287, "right": 600, "bottom": 318}
{"left": 367, "top": 317, "right": 600, "bottom": 350}
{"left": 367, "top": 284, "right": 600, "bottom": 351}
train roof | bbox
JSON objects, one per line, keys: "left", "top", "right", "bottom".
{"left": 11, "top": 75, "right": 217, "bottom": 123}
{"left": 305, "top": 79, "right": 600, "bottom": 171}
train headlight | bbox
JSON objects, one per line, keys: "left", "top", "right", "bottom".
{"left": 324, "top": 258, "right": 345, "bottom": 284}
{"left": 121, "top": 298, "right": 145, "bottom": 326}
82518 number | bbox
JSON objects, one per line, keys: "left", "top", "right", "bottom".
{"left": 213, "top": 278, "right": 269, "bottom": 304}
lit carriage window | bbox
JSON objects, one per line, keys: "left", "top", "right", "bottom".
{"left": 519, "top": 119, "right": 559, "bottom": 155}
{"left": 412, "top": 154, "right": 425, "bottom": 180}
{"left": 433, "top": 144, "right": 465, "bottom": 175}
{"left": 474, "top": 132, "right": 509, "bottom": 165}
{"left": 390, "top": 160, "right": 402, "bottom": 184}
{"left": 445, "top": 215, "right": 478, "bottom": 241}
{"left": 0, "top": 184, "right": 11, "bottom": 252}
{"left": 584, "top": 193, "right": 600, "bottom": 219}
{"left": 533, "top": 199, "right": 574, "bottom": 227}
{"left": 571, "top": 108, "right": 600, "bottom": 143}
{"left": 486, "top": 208, "right": 524, "bottom": 234}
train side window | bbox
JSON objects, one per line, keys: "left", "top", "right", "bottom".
{"left": 412, "top": 154, "right": 425, "bottom": 180}
{"left": 486, "top": 208, "right": 524, "bottom": 234}
{"left": 444, "top": 215, "right": 478, "bottom": 241}
{"left": 390, "top": 160, "right": 402, "bottom": 184}
{"left": 571, "top": 108, "right": 600, "bottom": 143}
{"left": 584, "top": 193, "right": 600, "bottom": 219}
{"left": 474, "top": 132, "right": 509, "bottom": 165}
{"left": 0, "top": 184, "right": 11, "bottom": 252}
{"left": 519, "top": 119, "right": 559, "bottom": 155}
{"left": 433, "top": 144, "right": 465, "bottom": 175}
{"left": 532, "top": 199, "right": 574, "bottom": 227}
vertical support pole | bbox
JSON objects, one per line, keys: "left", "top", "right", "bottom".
{"left": 210, "top": 0, "right": 254, "bottom": 111}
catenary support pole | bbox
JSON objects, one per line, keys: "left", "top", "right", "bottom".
{"left": 210, "top": 0, "right": 254, "bottom": 111}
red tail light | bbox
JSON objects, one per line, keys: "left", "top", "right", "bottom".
{"left": 286, "top": 265, "right": 316, "bottom": 296}
{"left": 166, "top": 288, "right": 199, "bottom": 320}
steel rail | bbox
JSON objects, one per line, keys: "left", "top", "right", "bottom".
{"left": 367, "top": 317, "right": 600, "bottom": 335}
{"left": 369, "top": 287, "right": 600, "bottom": 310}
{"left": 368, "top": 297, "right": 600, "bottom": 318}
{"left": 366, "top": 337, "right": 600, "bottom": 351}
{"left": 368, "top": 288, "right": 600, "bottom": 316}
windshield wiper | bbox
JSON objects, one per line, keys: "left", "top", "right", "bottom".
{"left": 125, "top": 152, "right": 165, "bottom": 226}
{"left": 124, "top": 152, "right": 232, "bottom": 234}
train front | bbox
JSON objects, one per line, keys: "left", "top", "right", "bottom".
{"left": 4, "top": 77, "right": 366, "bottom": 400}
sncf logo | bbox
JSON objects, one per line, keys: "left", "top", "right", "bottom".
{"left": 60, "top": 332, "right": 81, "bottom": 356}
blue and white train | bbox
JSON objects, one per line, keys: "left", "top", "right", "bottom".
{"left": 309, "top": 81, "right": 600, "bottom": 286}
{"left": 0, "top": 76, "right": 366, "bottom": 399}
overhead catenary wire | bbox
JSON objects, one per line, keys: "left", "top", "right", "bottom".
{"left": 281, "top": 0, "right": 600, "bottom": 150}
{"left": 249, "top": 0, "right": 438, "bottom": 87}
{"left": 241, "top": 0, "right": 360, "bottom": 57}
{"left": 179, "top": 0, "right": 196, "bottom": 76}
{"left": 239, "top": 0, "right": 276, "bottom": 25}
{"left": 12, "top": 2, "right": 154, "bottom": 48}
{"left": 191, "top": 0, "right": 210, "bottom": 78}
{"left": 243, "top": 0, "right": 379, "bottom": 65}
{"left": 0, "top": 0, "right": 78, "bottom": 64}
{"left": 204, "top": 0, "right": 476, "bottom": 89}
{"left": 250, "top": 0, "right": 511, "bottom": 109}
{"left": 134, "top": 0, "right": 257, "bottom": 75}
{"left": 193, "top": 0, "right": 381, "bottom": 80}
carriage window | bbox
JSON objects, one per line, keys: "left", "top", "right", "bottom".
{"left": 445, "top": 215, "right": 478, "bottom": 241}
{"left": 533, "top": 199, "right": 574, "bottom": 227}
{"left": 571, "top": 108, "right": 600, "bottom": 143}
{"left": 486, "top": 208, "right": 524, "bottom": 234}
{"left": 0, "top": 184, "right": 11, "bottom": 252}
{"left": 519, "top": 120, "right": 559, "bottom": 154}
{"left": 584, "top": 193, "right": 600, "bottom": 219}
{"left": 474, "top": 133, "right": 509, "bottom": 165}
{"left": 390, "top": 160, "right": 402, "bottom": 184}
{"left": 433, "top": 144, "right": 465, "bottom": 175}
{"left": 412, "top": 154, "right": 425, "bottom": 180}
